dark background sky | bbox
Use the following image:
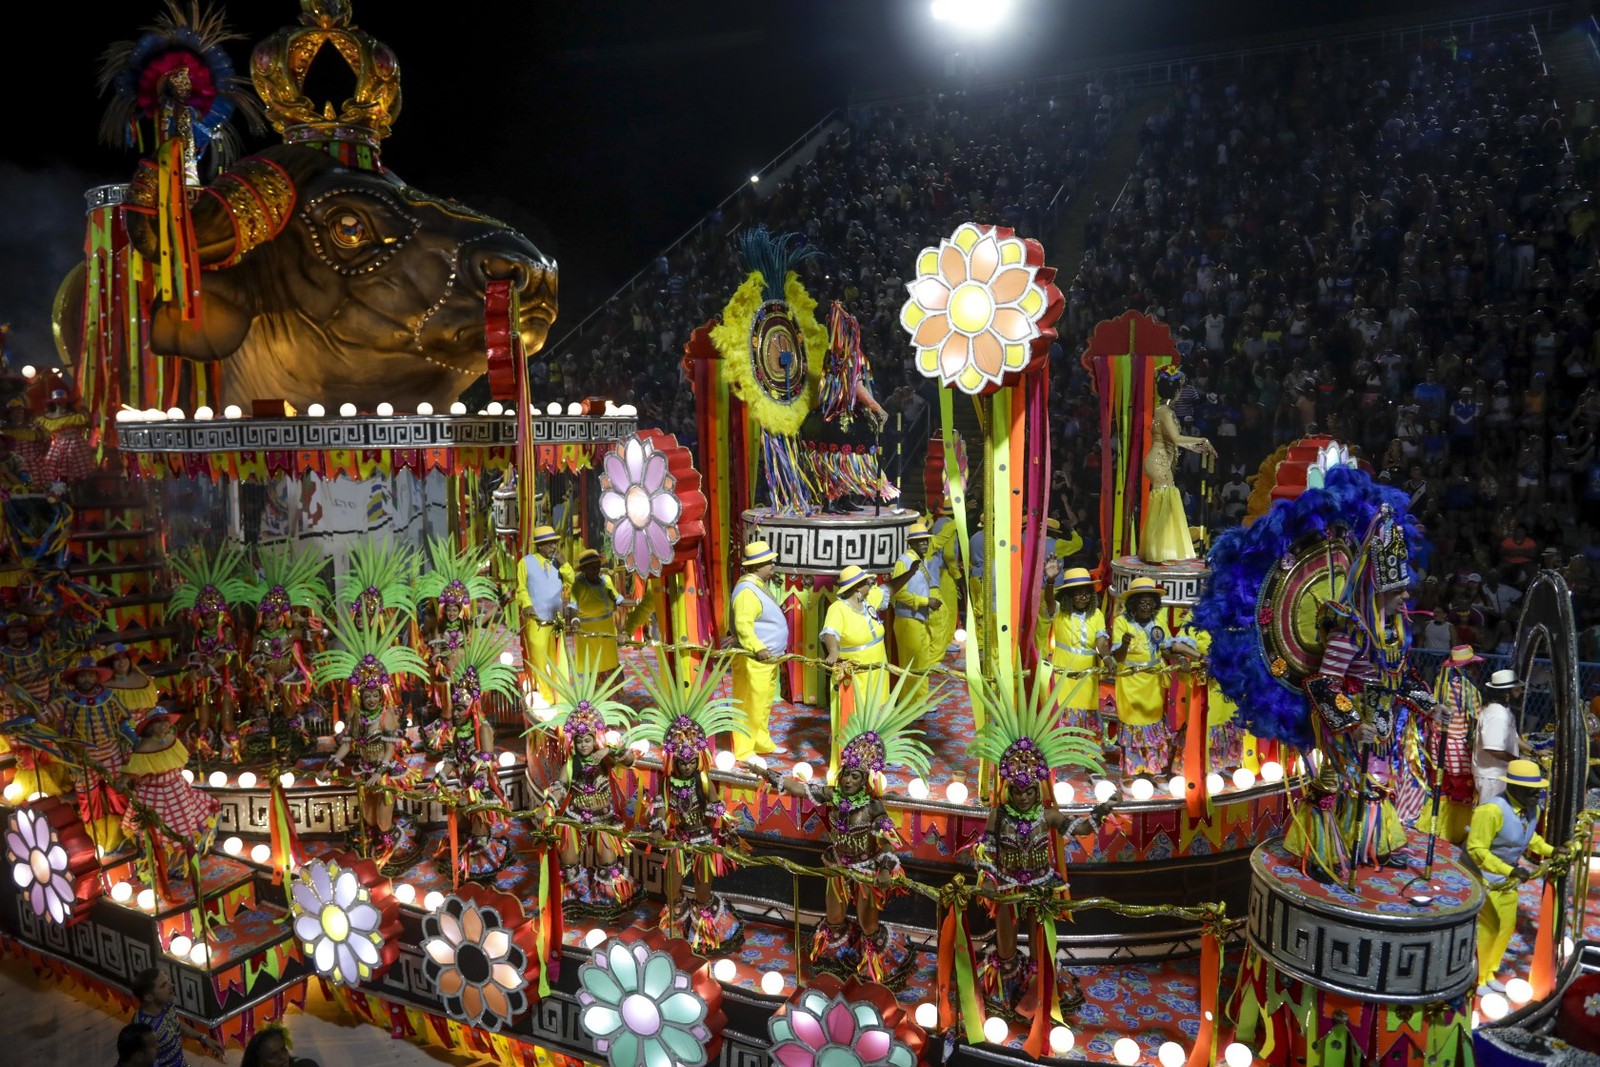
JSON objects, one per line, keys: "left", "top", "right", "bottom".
{"left": 1, "top": 0, "right": 1509, "bottom": 364}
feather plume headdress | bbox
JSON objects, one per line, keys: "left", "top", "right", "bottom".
{"left": 240, "top": 543, "right": 329, "bottom": 621}
{"left": 626, "top": 658, "right": 743, "bottom": 763}
{"left": 527, "top": 651, "right": 633, "bottom": 745}
{"left": 337, "top": 538, "right": 419, "bottom": 624}
{"left": 968, "top": 671, "right": 1104, "bottom": 796}
{"left": 414, "top": 535, "right": 497, "bottom": 615}
{"left": 311, "top": 612, "right": 426, "bottom": 694}
{"left": 167, "top": 542, "right": 249, "bottom": 616}
{"left": 837, "top": 673, "right": 936, "bottom": 788}
{"left": 447, "top": 628, "right": 520, "bottom": 713}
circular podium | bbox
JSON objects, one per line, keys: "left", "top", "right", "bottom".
{"left": 742, "top": 506, "right": 919, "bottom": 576}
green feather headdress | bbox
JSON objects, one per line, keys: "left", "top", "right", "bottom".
{"left": 968, "top": 671, "right": 1104, "bottom": 794}
{"left": 311, "top": 611, "right": 427, "bottom": 693}
{"left": 837, "top": 672, "right": 936, "bottom": 783}
{"left": 337, "top": 538, "right": 419, "bottom": 623}
{"left": 414, "top": 535, "right": 497, "bottom": 614}
{"left": 167, "top": 542, "right": 250, "bottom": 614}
{"left": 240, "top": 543, "right": 330, "bottom": 619}
{"left": 526, "top": 650, "right": 634, "bottom": 743}
{"left": 448, "top": 628, "right": 520, "bottom": 711}
{"left": 626, "top": 657, "right": 742, "bottom": 762}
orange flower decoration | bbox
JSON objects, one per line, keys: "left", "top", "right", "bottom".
{"left": 899, "top": 222, "right": 1062, "bottom": 394}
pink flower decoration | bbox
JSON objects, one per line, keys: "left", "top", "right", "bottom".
{"left": 767, "top": 988, "right": 915, "bottom": 1067}
{"left": 5, "top": 807, "right": 74, "bottom": 925}
{"left": 600, "top": 435, "right": 682, "bottom": 578}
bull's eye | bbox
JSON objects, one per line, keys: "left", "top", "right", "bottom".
{"left": 330, "top": 213, "right": 370, "bottom": 248}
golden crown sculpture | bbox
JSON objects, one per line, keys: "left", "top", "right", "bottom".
{"left": 250, "top": 0, "right": 401, "bottom": 150}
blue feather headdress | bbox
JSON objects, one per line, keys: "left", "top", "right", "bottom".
{"left": 738, "top": 227, "right": 817, "bottom": 302}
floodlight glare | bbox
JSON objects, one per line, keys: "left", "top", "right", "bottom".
{"left": 931, "top": 0, "right": 1011, "bottom": 31}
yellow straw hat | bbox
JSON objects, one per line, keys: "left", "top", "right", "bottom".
{"left": 743, "top": 540, "right": 777, "bottom": 566}
{"left": 836, "top": 565, "right": 872, "bottom": 596}
{"left": 1119, "top": 576, "right": 1167, "bottom": 601}
{"left": 532, "top": 525, "right": 559, "bottom": 544}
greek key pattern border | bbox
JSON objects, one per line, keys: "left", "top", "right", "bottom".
{"left": 117, "top": 416, "right": 638, "bottom": 454}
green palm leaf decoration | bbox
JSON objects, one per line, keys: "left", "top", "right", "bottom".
{"left": 167, "top": 542, "right": 250, "bottom": 613}
{"left": 311, "top": 611, "right": 428, "bottom": 690}
{"left": 337, "top": 537, "right": 419, "bottom": 622}
{"left": 414, "top": 535, "right": 498, "bottom": 611}
{"left": 837, "top": 671, "right": 938, "bottom": 780}
{"left": 968, "top": 669, "right": 1104, "bottom": 789}
{"left": 449, "top": 627, "right": 521, "bottom": 707}
{"left": 526, "top": 649, "right": 634, "bottom": 739}
{"left": 239, "top": 543, "right": 330, "bottom": 616}
{"left": 626, "top": 657, "right": 743, "bottom": 759}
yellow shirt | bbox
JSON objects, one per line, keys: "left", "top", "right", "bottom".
{"left": 1177, "top": 627, "right": 1236, "bottom": 726}
{"left": 1466, "top": 796, "right": 1553, "bottom": 879}
{"left": 821, "top": 598, "right": 887, "bottom": 668}
{"left": 1112, "top": 615, "right": 1168, "bottom": 726}
{"left": 1049, "top": 607, "right": 1106, "bottom": 711}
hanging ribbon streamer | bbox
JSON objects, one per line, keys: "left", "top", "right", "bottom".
{"left": 935, "top": 891, "right": 986, "bottom": 1044}
{"left": 266, "top": 775, "right": 303, "bottom": 887}
{"left": 939, "top": 389, "right": 983, "bottom": 743}
{"left": 1185, "top": 926, "right": 1221, "bottom": 1067}
{"left": 1024, "top": 913, "right": 1060, "bottom": 1057}
{"left": 154, "top": 137, "right": 201, "bottom": 327}
{"left": 1530, "top": 878, "right": 1558, "bottom": 998}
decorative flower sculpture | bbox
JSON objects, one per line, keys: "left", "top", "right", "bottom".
{"left": 768, "top": 978, "right": 924, "bottom": 1067}
{"left": 421, "top": 892, "right": 531, "bottom": 1032}
{"left": 899, "top": 222, "right": 1062, "bottom": 395}
{"left": 6, "top": 807, "right": 74, "bottom": 925}
{"left": 578, "top": 937, "right": 715, "bottom": 1067}
{"left": 601, "top": 433, "right": 696, "bottom": 578}
{"left": 289, "top": 858, "right": 387, "bottom": 986}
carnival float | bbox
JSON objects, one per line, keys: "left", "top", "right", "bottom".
{"left": 1, "top": 3, "right": 1596, "bottom": 1067}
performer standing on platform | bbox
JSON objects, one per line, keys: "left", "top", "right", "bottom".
{"left": 101, "top": 643, "right": 162, "bottom": 713}
{"left": 567, "top": 548, "right": 650, "bottom": 675}
{"left": 1140, "top": 367, "right": 1216, "bottom": 564}
{"left": 0, "top": 611, "right": 68, "bottom": 796}
{"left": 929, "top": 502, "right": 961, "bottom": 653}
{"left": 515, "top": 525, "right": 571, "bottom": 703}
{"left": 1043, "top": 566, "right": 1111, "bottom": 738}
{"left": 52, "top": 654, "right": 134, "bottom": 848}
{"left": 432, "top": 628, "right": 519, "bottom": 878}
{"left": 752, "top": 679, "right": 934, "bottom": 989}
{"left": 804, "top": 302, "right": 895, "bottom": 513}
{"left": 1110, "top": 577, "right": 1176, "bottom": 778}
{"left": 1410, "top": 645, "right": 1484, "bottom": 843}
{"left": 890, "top": 522, "right": 944, "bottom": 700}
{"left": 35, "top": 387, "right": 96, "bottom": 487}
{"left": 730, "top": 540, "right": 787, "bottom": 760}
{"left": 1473, "top": 669, "right": 1526, "bottom": 805}
{"left": 1465, "top": 758, "right": 1562, "bottom": 994}
{"left": 821, "top": 566, "right": 892, "bottom": 773}
{"left": 119, "top": 711, "right": 221, "bottom": 890}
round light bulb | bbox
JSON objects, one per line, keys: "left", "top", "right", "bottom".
{"left": 1053, "top": 780, "right": 1076, "bottom": 805}
{"left": 486, "top": 401, "right": 504, "bottom": 416}
{"left": 793, "top": 762, "right": 814, "bottom": 781}
{"left": 1505, "top": 978, "right": 1534, "bottom": 1005}
{"left": 168, "top": 935, "right": 193, "bottom": 958}
{"left": 1169, "top": 775, "right": 1187, "bottom": 799}
{"left": 333, "top": 720, "right": 346, "bottom": 735}
{"left": 546, "top": 402, "right": 563, "bottom": 415}
{"left": 1206, "top": 772, "right": 1226, "bottom": 795}
{"left": 166, "top": 407, "right": 185, "bottom": 420}
{"left": 953, "top": 628, "right": 968, "bottom": 644}
{"left": 137, "top": 889, "right": 156, "bottom": 911}
{"left": 450, "top": 402, "right": 467, "bottom": 415}
{"left": 208, "top": 771, "right": 228, "bottom": 788}
{"left": 307, "top": 403, "right": 326, "bottom": 417}
{"left": 424, "top": 891, "right": 445, "bottom": 911}
{"left": 567, "top": 402, "right": 584, "bottom": 416}
{"left": 193, "top": 406, "right": 214, "bottom": 421}
{"left": 498, "top": 751, "right": 515, "bottom": 768}
{"left": 499, "top": 651, "right": 515, "bottom": 666}
{"left": 223, "top": 405, "right": 242, "bottom": 419}
{"left": 619, "top": 404, "right": 637, "bottom": 416}
{"left": 1130, "top": 778, "right": 1155, "bottom": 802}
{"left": 250, "top": 843, "right": 271, "bottom": 864}
{"left": 710, "top": 750, "right": 733, "bottom": 772}
{"left": 1050, "top": 1026, "right": 1076, "bottom": 1055}
{"left": 760, "top": 969, "right": 785, "bottom": 996}
{"left": 375, "top": 401, "right": 394, "bottom": 417}
{"left": 1114, "top": 1037, "right": 1142, "bottom": 1065}
{"left": 339, "top": 402, "right": 357, "bottom": 417}
{"left": 20, "top": 365, "right": 35, "bottom": 379}
{"left": 1093, "top": 779, "right": 1117, "bottom": 803}
{"left": 1565, "top": 936, "right": 1577, "bottom": 958}
{"left": 1479, "top": 994, "right": 1510, "bottom": 1020}
{"left": 416, "top": 401, "right": 433, "bottom": 415}
{"left": 601, "top": 730, "right": 619, "bottom": 747}
{"left": 983, "top": 1016, "right": 1009, "bottom": 1045}
{"left": 237, "top": 771, "right": 257, "bottom": 789}
{"left": 630, "top": 739, "right": 651, "bottom": 755}
{"left": 907, "top": 777, "right": 930, "bottom": 800}
{"left": 946, "top": 781, "right": 970, "bottom": 804}
{"left": 712, "top": 958, "right": 737, "bottom": 983}
{"left": 915, "top": 1002, "right": 938, "bottom": 1029}
{"left": 144, "top": 408, "right": 166, "bottom": 421}
{"left": 181, "top": 769, "right": 195, "bottom": 784}
{"left": 1159, "top": 1041, "right": 1187, "bottom": 1067}
{"left": 1232, "top": 767, "right": 1257, "bottom": 790}
{"left": 3, "top": 782, "right": 24, "bottom": 804}
{"left": 279, "top": 772, "right": 296, "bottom": 788}
{"left": 111, "top": 882, "right": 133, "bottom": 903}
{"left": 393, "top": 883, "right": 416, "bottom": 905}
{"left": 1224, "top": 1042, "right": 1256, "bottom": 1067}
{"left": 583, "top": 928, "right": 607, "bottom": 949}
{"left": 748, "top": 755, "right": 767, "bottom": 770}
{"left": 188, "top": 943, "right": 210, "bottom": 966}
{"left": 222, "top": 836, "right": 243, "bottom": 856}
{"left": 115, "top": 409, "right": 139, "bottom": 423}
{"left": 1259, "top": 761, "right": 1283, "bottom": 783}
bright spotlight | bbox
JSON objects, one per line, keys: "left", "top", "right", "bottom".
{"left": 931, "top": 0, "right": 1012, "bottom": 32}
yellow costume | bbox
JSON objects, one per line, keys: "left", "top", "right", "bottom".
{"left": 569, "top": 563, "right": 649, "bottom": 675}
{"left": 1139, "top": 382, "right": 1213, "bottom": 564}
{"left": 1111, "top": 587, "right": 1174, "bottom": 777}
{"left": 821, "top": 580, "right": 889, "bottom": 776}
{"left": 1044, "top": 597, "right": 1107, "bottom": 734}
{"left": 890, "top": 523, "right": 949, "bottom": 700}
{"left": 731, "top": 543, "right": 789, "bottom": 760}
{"left": 514, "top": 529, "right": 573, "bottom": 700}
{"left": 1465, "top": 763, "right": 1554, "bottom": 988}
{"left": 929, "top": 516, "right": 961, "bottom": 652}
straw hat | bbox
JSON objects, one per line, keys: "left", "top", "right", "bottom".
{"left": 133, "top": 709, "right": 183, "bottom": 737}
{"left": 836, "top": 565, "right": 873, "bottom": 596}
{"left": 577, "top": 548, "right": 602, "bottom": 567}
{"left": 1119, "top": 576, "right": 1167, "bottom": 602}
{"left": 1485, "top": 669, "right": 1521, "bottom": 692}
{"left": 1500, "top": 758, "right": 1549, "bottom": 789}
{"left": 532, "top": 525, "right": 559, "bottom": 544}
{"left": 907, "top": 520, "right": 931, "bottom": 541}
{"left": 60, "top": 653, "right": 113, "bottom": 685}
{"left": 1057, "top": 567, "right": 1097, "bottom": 591}
{"left": 743, "top": 540, "right": 777, "bottom": 567}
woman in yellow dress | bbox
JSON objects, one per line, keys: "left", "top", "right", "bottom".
{"left": 1140, "top": 367, "right": 1216, "bottom": 564}
{"left": 1110, "top": 577, "right": 1176, "bottom": 778}
{"left": 101, "top": 643, "right": 163, "bottom": 712}
{"left": 1042, "top": 567, "right": 1112, "bottom": 738}
{"left": 567, "top": 548, "right": 650, "bottom": 675}
{"left": 820, "top": 565, "right": 890, "bottom": 775}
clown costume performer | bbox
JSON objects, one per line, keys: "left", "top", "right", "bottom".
{"left": 52, "top": 654, "right": 136, "bottom": 850}
{"left": 120, "top": 710, "right": 222, "bottom": 892}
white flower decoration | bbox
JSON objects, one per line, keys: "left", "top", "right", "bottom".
{"left": 578, "top": 939, "right": 711, "bottom": 1067}
{"left": 289, "top": 859, "right": 384, "bottom": 986}
{"left": 1585, "top": 993, "right": 1600, "bottom": 1017}
{"left": 421, "top": 896, "right": 528, "bottom": 1032}
{"left": 769, "top": 988, "right": 917, "bottom": 1067}
{"left": 900, "top": 222, "right": 1052, "bottom": 394}
{"left": 600, "top": 435, "right": 681, "bottom": 578}
{"left": 6, "top": 808, "right": 74, "bottom": 925}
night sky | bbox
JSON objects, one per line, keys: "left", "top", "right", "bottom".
{"left": 2, "top": 0, "right": 1479, "bottom": 364}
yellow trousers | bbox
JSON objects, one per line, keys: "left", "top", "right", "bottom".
{"left": 1414, "top": 798, "right": 1475, "bottom": 846}
{"left": 574, "top": 631, "right": 621, "bottom": 675}
{"left": 522, "top": 620, "right": 567, "bottom": 702}
{"left": 731, "top": 655, "right": 779, "bottom": 760}
{"left": 1476, "top": 878, "right": 1522, "bottom": 986}
{"left": 892, "top": 616, "right": 936, "bottom": 700}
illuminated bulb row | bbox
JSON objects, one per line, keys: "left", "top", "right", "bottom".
{"left": 393, "top": 883, "right": 416, "bottom": 905}
{"left": 116, "top": 406, "right": 243, "bottom": 423}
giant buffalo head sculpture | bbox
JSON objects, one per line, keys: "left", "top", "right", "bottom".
{"left": 116, "top": 143, "right": 556, "bottom": 410}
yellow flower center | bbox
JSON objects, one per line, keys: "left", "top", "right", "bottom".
{"left": 30, "top": 850, "right": 51, "bottom": 886}
{"left": 321, "top": 903, "right": 350, "bottom": 942}
{"left": 625, "top": 485, "right": 653, "bottom": 528}
{"left": 948, "top": 282, "right": 995, "bottom": 334}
